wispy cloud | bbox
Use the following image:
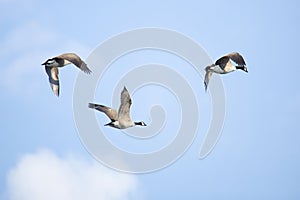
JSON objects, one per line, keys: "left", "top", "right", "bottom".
{"left": 5, "top": 149, "right": 139, "bottom": 200}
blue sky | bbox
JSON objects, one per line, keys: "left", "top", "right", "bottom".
{"left": 1, "top": 0, "right": 300, "bottom": 199}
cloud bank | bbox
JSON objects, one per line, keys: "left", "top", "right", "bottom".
{"left": 5, "top": 149, "right": 139, "bottom": 200}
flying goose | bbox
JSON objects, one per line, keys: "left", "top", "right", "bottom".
{"left": 42, "top": 53, "right": 92, "bottom": 96}
{"left": 88, "top": 87, "right": 147, "bottom": 129}
{"left": 204, "top": 52, "right": 248, "bottom": 91}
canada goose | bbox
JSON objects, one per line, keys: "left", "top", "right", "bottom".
{"left": 204, "top": 52, "right": 248, "bottom": 91}
{"left": 42, "top": 53, "right": 92, "bottom": 96}
{"left": 88, "top": 87, "right": 147, "bottom": 129}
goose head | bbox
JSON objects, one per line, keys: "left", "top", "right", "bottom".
{"left": 236, "top": 66, "right": 248, "bottom": 73}
{"left": 241, "top": 66, "right": 248, "bottom": 73}
{"left": 41, "top": 58, "right": 57, "bottom": 67}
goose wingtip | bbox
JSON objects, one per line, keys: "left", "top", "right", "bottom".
{"left": 88, "top": 103, "right": 95, "bottom": 108}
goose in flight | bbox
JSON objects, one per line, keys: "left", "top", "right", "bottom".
{"left": 204, "top": 52, "right": 248, "bottom": 91}
{"left": 42, "top": 53, "right": 92, "bottom": 96}
{"left": 88, "top": 86, "right": 147, "bottom": 129}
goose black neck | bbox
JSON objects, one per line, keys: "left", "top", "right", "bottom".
{"left": 134, "top": 122, "right": 142, "bottom": 126}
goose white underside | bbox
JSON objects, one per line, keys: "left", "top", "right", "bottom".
{"left": 109, "top": 120, "right": 135, "bottom": 129}
{"left": 119, "top": 121, "right": 134, "bottom": 129}
{"left": 211, "top": 65, "right": 225, "bottom": 74}
{"left": 212, "top": 64, "right": 236, "bottom": 74}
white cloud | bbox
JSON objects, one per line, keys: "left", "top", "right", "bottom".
{"left": 5, "top": 149, "right": 139, "bottom": 200}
